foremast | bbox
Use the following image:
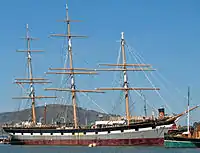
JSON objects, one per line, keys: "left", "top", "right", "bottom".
{"left": 45, "top": 4, "right": 104, "bottom": 129}
{"left": 96, "top": 32, "right": 160, "bottom": 125}
{"left": 13, "top": 24, "right": 56, "bottom": 125}
{"left": 121, "top": 32, "right": 130, "bottom": 125}
{"left": 26, "top": 24, "right": 36, "bottom": 124}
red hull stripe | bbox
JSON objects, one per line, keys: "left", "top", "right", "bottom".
{"left": 12, "top": 138, "right": 164, "bottom": 146}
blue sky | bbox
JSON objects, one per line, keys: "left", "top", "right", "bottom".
{"left": 0, "top": 0, "right": 200, "bottom": 125}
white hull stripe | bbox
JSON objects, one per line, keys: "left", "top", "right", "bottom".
{"left": 10, "top": 124, "right": 172, "bottom": 136}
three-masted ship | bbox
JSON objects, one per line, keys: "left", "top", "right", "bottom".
{"left": 3, "top": 4, "right": 198, "bottom": 146}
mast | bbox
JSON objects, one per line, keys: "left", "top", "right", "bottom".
{"left": 66, "top": 4, "right": 77, "bottom": 128}
{"left": 44, "top": 103, "right": 47, "bottom": 124}
{"left": 45, "top": 4, "right": 104, "bottom": 129}
{"left": 140, "top": 90, "right": 147, "bottom": 117}
{"left": 13, "top": 24, "right": 56, "bottom": 125}
{"left": 26, "top": 24, "right": 36, "bottom": 124}
{"left": 144, "top": 99, "right": 147, "bottom": 117}
{"left": 121, "top": 32, "right": 130, "bottom": 125}
{"left": 187, "top": 86, "right": 190, "bottom": 135}
{"left": 96, "top": 32, "right": 159, "bottom": 126}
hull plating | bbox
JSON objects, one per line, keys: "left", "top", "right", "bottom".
{"left": 8, "top": 125, "right": 171, "bottom": 146}
{"left": 11, "top": 138, "right": 164, "bottom": 146}
{"left": 164, "top": 140, "right": 200, "bottom": 148}
{"left": 164, "top": 135, "right": 200, "bottom": 148}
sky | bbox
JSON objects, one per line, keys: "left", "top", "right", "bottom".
{"left": 0, "top": 0, "right": 200, "bottom": 125}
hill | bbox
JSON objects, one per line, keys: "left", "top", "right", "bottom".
{"left": 0, "top": 104, "right": 116, "bottom": 126}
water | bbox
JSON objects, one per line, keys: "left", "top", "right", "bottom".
{"left": 0, "top": 144, "right": 200, "bottom": 153}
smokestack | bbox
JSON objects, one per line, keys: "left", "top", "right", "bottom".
{"left": 158, "top": 107, "right": 165, "bottom": 119}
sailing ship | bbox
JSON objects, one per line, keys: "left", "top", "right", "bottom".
{"left": 2, "top": 4, "right": 199, "bottom": 146}
{"left": 164, "top": 87, "right": 200, "bottom": 148}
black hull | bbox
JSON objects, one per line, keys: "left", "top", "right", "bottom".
{"left": 164, "top": 135, "right": 200, "bottom": 148}
{"left": 3, "top": 117, "right": 175, "bottom": 134}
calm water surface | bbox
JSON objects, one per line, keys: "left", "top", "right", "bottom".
{"left": 1, "top": 144, "right": 200, "bottom": 153}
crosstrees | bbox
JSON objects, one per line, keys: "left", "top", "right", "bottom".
{"left": 15, "top": 78, "right": 48, "bottom": 80}
{"left": 44, "top": 88, "right": 105, "bottom": 93}
{"left": 98, "top": 63, "right": 152, "bottom": 67}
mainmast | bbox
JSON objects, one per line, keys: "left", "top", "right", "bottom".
{"left": 65, "top": 4, "right": 77, "bottom": 129}
{"left": 13, "top": 24, "right": 56, "bottom": 124}
{"left": 45, "top": 4, "right": 104, "bottom": 129}
{"left": 96, "top": 32, "right": 159, "bottom": 125}
{"left": 121, "top": 32, "right": 130, "bottom": 125}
